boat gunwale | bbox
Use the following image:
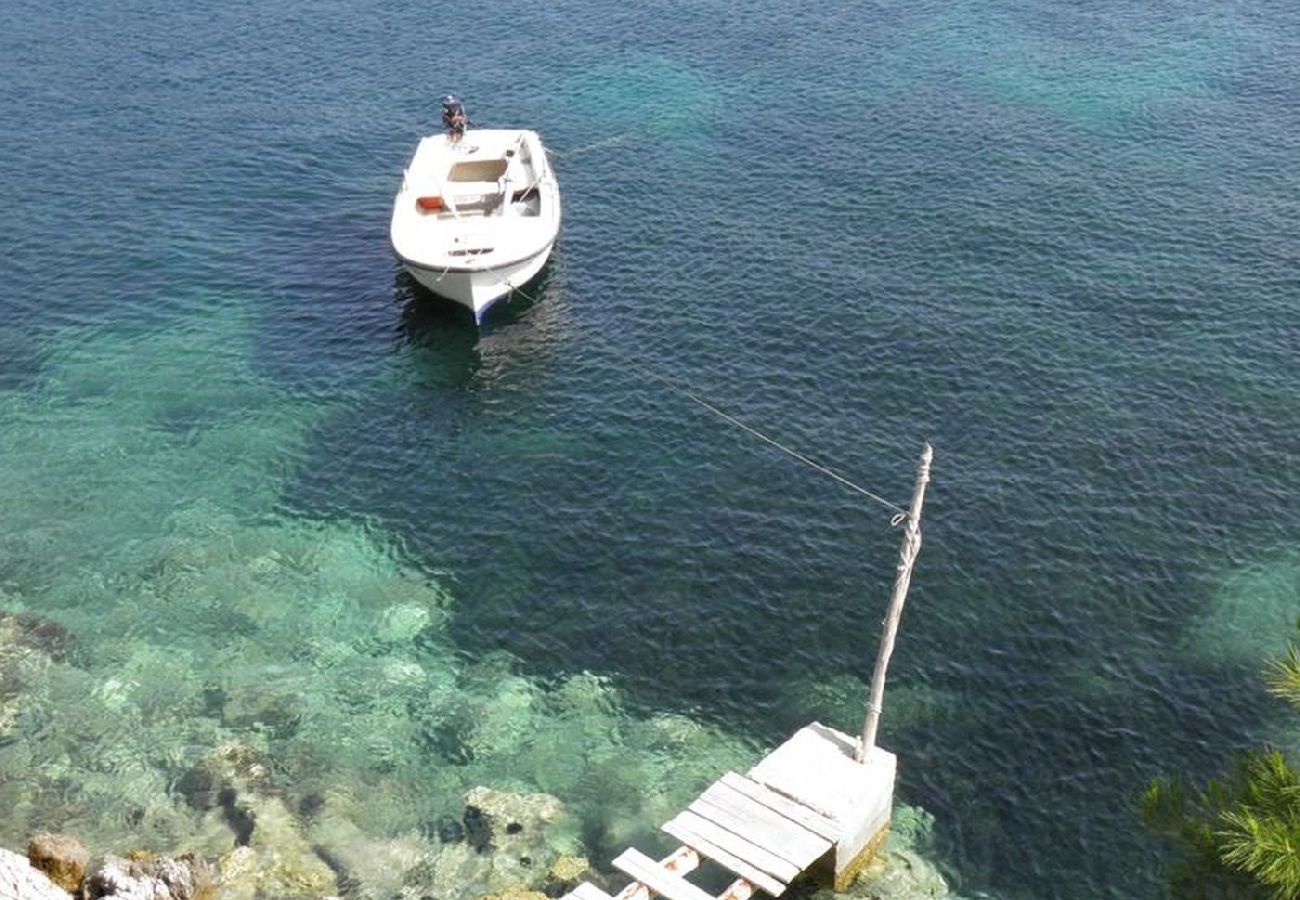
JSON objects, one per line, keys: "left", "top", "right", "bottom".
{"left": 393, "top": 236, "right": 557, "bottom": 276}
{"left": 392, "top": 216, "right": 559, "bottom": 270}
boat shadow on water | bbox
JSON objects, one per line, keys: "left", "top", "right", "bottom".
{"left": 392, "top": 260, "right": 566, "bottom": 388}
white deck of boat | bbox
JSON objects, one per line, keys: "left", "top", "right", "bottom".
{"left": 391, "top": 128, "right": 559, "bottom": 270}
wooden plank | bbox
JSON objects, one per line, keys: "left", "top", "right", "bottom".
{"left": 719, "top": 879, "right": 756, "bottom": 900}
{"left": 613, "top": 848, "right": 718, "bottom": 900}
{"left": 692, "top": 784, "right": 831, "bottom": 867}
{"left": 718, "top": 773, "right": 840, "bottom": 842}
{"left": 615, "top": 848, "right": 699, "bottom": 900}
{"left": 613, "top": 883, "right": 650, "bottom": 900}
{"left": 567, "top": 884, "right": 615, "bottom": 900}
{"left": 689, "top": 796, "right": 814, "bottom": 869}
{"left": 666, "top": 810, "right": 799, "bottom": 883}
{"left": 663, "top": 812, "right": 791, "bottom": 896}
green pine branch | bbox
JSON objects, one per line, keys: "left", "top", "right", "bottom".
{"left": 1142, "top": 632, "right": 1300, "bottom": 900}
{"left": 1265, "top": 644, "right": 1300, "bottom": 712}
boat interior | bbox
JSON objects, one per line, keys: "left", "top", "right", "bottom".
{"left": 413, "top": 137, "right": 545, "bottom": 220}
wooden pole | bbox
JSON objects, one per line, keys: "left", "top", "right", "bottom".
{"left": 857, "top": 442, "right": 933, "bottom": 761}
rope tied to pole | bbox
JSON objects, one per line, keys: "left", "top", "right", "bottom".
{"left": 857, "top": 442, "right": 933, "bottom": 761}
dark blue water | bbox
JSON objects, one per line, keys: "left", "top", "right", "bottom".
{"left": 2, "top": 0, "right": 1298, "bottom": 897}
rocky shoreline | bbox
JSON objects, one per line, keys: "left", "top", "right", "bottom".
{"left": 2, "top": 604, "right": 963, "bottom": 900}
{"left": 1, "top": 728, "right": 595, "bottom": 900}
{"left": 2, "top": 768, "right": 958, "bottom": 900}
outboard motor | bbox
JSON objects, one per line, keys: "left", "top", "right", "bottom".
{"left": 441, "top": 94, "right": 467, "bottom": 141}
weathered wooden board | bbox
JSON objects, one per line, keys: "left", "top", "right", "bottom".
{"left": 718, "top": 877, "right": 758, "bottom": 900}
{"left": 686, "top": 801, "right": 816, "bottom": 873}
{"left": 717, "top": 772, "right": 840, "bottom": 842}
{"left": 665, "top": 809, "right": 799, "bottom": 884}
{"left": 663, "top": 811, "right": 792, "bottom": 896}
{"left": 688, "top": 799, "right": 817, "bottom": 870}
{"left": 613, "top": 848, "right": 718, "bottom": 900}
{"left": 568, "top": 883, "right": 616, "bottom": 900}
{"left": 690, "top": 783, "right": 831, "bottom": 867}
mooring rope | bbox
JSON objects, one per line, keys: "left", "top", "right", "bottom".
{"left": 502, "top": 278, "right": 908, "bottom": 518}
{"left": 548, "top": 131, "right": 638, "bottom": 160}
{"left": 476, "top": 0, "right": 904, "bottom": 516}
{"left": 621, "top": 354, "right": 909, "bottom": 516}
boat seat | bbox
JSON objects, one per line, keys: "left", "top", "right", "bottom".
{"left": 426, "top": 180, "right": 502, "bottom": 215}
{"left": 445, "top": 180, "right": 505, "bottom": 202}
{"left": 497, "top": 179, "right": 530, "bottom": 215}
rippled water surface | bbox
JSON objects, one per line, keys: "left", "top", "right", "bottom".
{"left": 2, "top": 0, "right": 1298, "bottom": 897}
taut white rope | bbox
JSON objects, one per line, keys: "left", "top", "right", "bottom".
{"left": 503, "top": 279, "right": 907, "bottom": 519}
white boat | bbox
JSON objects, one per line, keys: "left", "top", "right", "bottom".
{"left": 390, "top": 128, "right": 561, "bottom": 323}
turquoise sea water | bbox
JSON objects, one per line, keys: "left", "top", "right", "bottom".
{"left": 2, "top": 0, "right": 1298, "bottom": 897}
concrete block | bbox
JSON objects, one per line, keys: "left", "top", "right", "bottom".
{"left": 748, "top": 723, "right": 895, "bottom": 891}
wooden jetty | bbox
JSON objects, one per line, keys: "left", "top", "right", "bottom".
{"left": 562, "top": 722, "right": 897, "bottom": 900}
{"left": 564, "top": 443, "right": 933, "bottom": 900}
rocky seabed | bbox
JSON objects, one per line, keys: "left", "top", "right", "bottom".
{"left": 3, "top": 746, "right": 963, "bottom": 900}
{"left": 1, "top": 563, "right": 971, "bottom": 900}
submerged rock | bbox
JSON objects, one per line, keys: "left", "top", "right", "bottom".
{"left": 306, "top": 793, "right": 436, "bottom": 899}
{"left": 849, "top": 847, "right": 950, "bottom": 899}
{"left": 0, "top": 611, "right": 68, "bottom": 751}
{"left": 27, "top": 831, "right": 89, "bottom": 892}
{"left": 407, "top": 842, "right": 494, "bottom": 900}
{"left": 219, "top": 683, "right": 303, "bottom": 737}
{"left": 402, "top": 788, "right": 578, "bottom": 900}
{"left": 374, "top": 603, "right": 435, "bottom": 645}
{"left": 430, "top": 814, "right": 466, "bottom": 845}
{"left": 546, "top": 856, "right": 590, "bottom": 884}
{"left": 479, "top": 886, "right": 549, "bottom": 900}
{"left": 214, "top": 847, "right": 259, "bottom": 900}
{"left": 218, "top": 797, "right": 337, "bottom": 897}
{"left": 177, "top": 742, "right": 276, "bottom": 811}
{"left": 462, "top": 787, "right": 566, "bottom": 858}
{"left": 843, "top": 807, "right": 954, "bottom": 900}
{"left": 0, "top": 847, "right": 69, "bottom": 900}
{"left": 0, "top": 611, "right": 70, "bottom": 662}
{"left": 82, "top": 853, "right": 213, "bottom": 900}
{"left": 889, "top": 806, "right": 937, "bottom": 850}
{"left": 178, "top": 742, "right": 337, "bottom": 898}
{"left": 543, "top": 856, "right": 592, "bottom": 897}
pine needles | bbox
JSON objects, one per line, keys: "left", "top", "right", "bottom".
{"left": 1142, "top": 628, "right": 1300, "bottom": 900}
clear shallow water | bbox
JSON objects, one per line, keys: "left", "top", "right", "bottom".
{"left": 1, "top": 0, "right": 1298, "bottom": 897}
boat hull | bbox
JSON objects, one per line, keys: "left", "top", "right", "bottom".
{"left": 401, "top": 243, "right": 554, "bottom": 322}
